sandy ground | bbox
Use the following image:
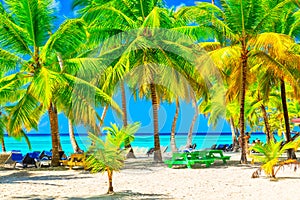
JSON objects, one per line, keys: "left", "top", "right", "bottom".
{"left": 1, "top": 152, "right": 300, "bottom": 200}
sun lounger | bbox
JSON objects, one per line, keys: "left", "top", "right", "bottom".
{"left": 11, "top": 151, "right": 23, "bottom": 163}
{"left": 62, "top": 153, "right": 86, "bottom": 170}
{"left": 0, "top": 153, "right": 16, "bottom": 168}
{"left": 34, "top": 151, "right": 51, "bottom": 167}
{"left": 36, "top": 150, "right": 67, "bottom": 167}
{"left": 22, "top": 152, "right": 38, "bottom": 168}
{"left": 147, "top": 146, "right": 168, "bottom": 157}
{"left": 132, "top": 147, "right": 149, "bottom": 155}
{"left": 39, "top": 150, "right": 52, "bottom": 159}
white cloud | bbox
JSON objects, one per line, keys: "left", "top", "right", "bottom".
{"left": 175, "top": 3, "right": 186, "bottom": 12}
{"left": 51, "top": 0, "right": 61, "bottom": 13}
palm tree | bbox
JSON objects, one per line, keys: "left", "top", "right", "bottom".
{"left": 245, "top": 82, "right": 274, "bottom": 142}
{"left": 186, "top": 94, "right": 198, "bottom": 148}
{"left": 120, "top": 81, "right": 136, "bottom": 158}
{"left": 182, "top": 0, "right": 298, "bottom": 163}
{"left": 74, "top": 0, "right": 212, "bottom": 162}
{"left": 265, "top": 3, "right": 300, "bottom": 158}
{"left": 170, "top": 98, "right": 179, "bottom": 153}
{"left": 86, "top": 122, "right": 140, "bottom": 194}
{"left": 0, "top": 112, "right": 6, "bottom": 152}
{"left": 0, "top": 84, "right": 32, "bottom": 152}
{"left": 68, "top": 120, "right": 82, "bottom": 153}
{"left": 0, "top": 0, "right": 118, "bottom": 166}
{"left": 250, "top": 138, "right": 300, "bottom": 179}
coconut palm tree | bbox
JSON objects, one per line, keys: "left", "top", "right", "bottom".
{"left": 0, "top": 0, "right": 119, "bottom": 166}
{"left": 250, "top": 137, "right": 300, "bottom": 179}
{"left": 181, "top": 0, "right": 299, "bottom": 163}
{"left": 73, "top": 0, "right": 214, "bottom": 162}
{"left": 170, "top": 98, "right": 179, "bottom": 153}
{"left": 86, "top": 122, "right": 140, "bottom": 194}
{"left": 186, "top": 94, "right": 198, "bottom": 148}
{"left": 0, "top": 95, "right": 32, "bottom": 152}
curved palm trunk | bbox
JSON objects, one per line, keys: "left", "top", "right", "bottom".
{"left": 121, "top": 82, "right": 135, "bottom": 159}
{"left": 280, "top": 79, "right": 296, "bottom": 159}
{"left": 229, "top": 117, "right": 238, "bottom": 152}
{"left": 150, "top": 83, "right": 162, "bottom": 162}
{"left": 106, "top": 167, "right": 114, "bottom": 194}
{"left": 54, "top": 106, "right": 62, "bottom": 151}
{"left": 186, "top": 95, "right": 198, "bottom": 148}
{"left": 99, "top": 105, "right": 109, "bottom": 136}
{"left": 239, "top": 39, "right": 248, "bottom": 164}
{"left": 1, "top": 138, "right": 6, "bottom": 152}
{"left": 170, "top": 98, "right": 179, "bottom": 153}
{"left": 69, "top": 119, "right": 82, "bottom": 153}
{"left": 91, "top": 105, "right": 109, "bottom": 146}
{"left": 261, "top": 104, "right": 272, "bottom": 143}
{"left": 48, "top": 102, "right": 60, "bottom": 166}
{"left": 55, "top": 53, "right": 64, "bottom": 152}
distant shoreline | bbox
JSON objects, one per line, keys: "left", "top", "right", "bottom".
{"left": 3, "top": 131, "right": 272, "bottom": 136}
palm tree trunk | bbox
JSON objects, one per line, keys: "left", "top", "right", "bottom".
{"left": 261, "top": 104, "right": 273, "bottom": 143}
{"left": 239, "top": 40, "right": 248, "bottom": 164}
{"left": 106, "top": 167, "right": 114, "bottom": 194}
{"left": 280, "top": 79, "right": 296, "bottom": 159}
{"left": 170, "top": 98, "right": 179, "bottom": 153}
{"left": 150, "top": 83, "right": 162, "bottom": 162}
{"left": 121, "top": 82, "right": 135, "bottom": 159}
{"left": 99, "top": 105, "right": 109, "bottom": 136}
{"left": 229, "top": 117, "right": 238, "bottom": 152}
{"left": 54, "top": 106, "right": 62, "bottom": 151}
{"left": 48, "top": 102, "right": 60, "bottom": 166}
{"left": 91, "top": 105, "right": 109, "bottom": 146}
{"left": 55, "top": 52, "right": 64, "bottom": 152}
{"left": 1, "top": 137, "right": 6, "bottom": 152}
{"left": 69, "top": 119, "right": 82, "bottom": 153}
{"left": 186, "top": 94, "right": 198, "bottom": 148}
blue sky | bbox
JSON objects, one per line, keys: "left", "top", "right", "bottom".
{"left": 33, "top": 0, "right": 229, "bottom": 135}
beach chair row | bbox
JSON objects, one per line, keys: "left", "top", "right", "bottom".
{"left": 0, "top": 150, "right": 66, "bottom": 168}
{"left": 164, "top": 150, "right": 231, "bottom": 169}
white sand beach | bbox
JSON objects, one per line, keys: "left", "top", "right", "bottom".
{"left": 1, "top": 152, "right": 300, "bottom": 200}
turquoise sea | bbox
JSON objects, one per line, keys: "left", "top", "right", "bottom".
{"left": 1, "top": 132, "right": 285, "bottom": 156}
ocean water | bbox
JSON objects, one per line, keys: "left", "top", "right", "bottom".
{"left": 2, "top": 132, "right": 284, "bottom": 156}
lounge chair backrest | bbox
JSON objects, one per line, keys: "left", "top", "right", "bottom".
{"left": 70, "top": 153, "right": 85, "bottom": 161}
{"left": 23, "top": 153, "right": 36, "bottom": 165}
{"left": 29, "top": 151, "right": 41, "bottom": 159}
{"left": 0, "top": 153, "right": 16, "bottom": 168}
{"left": 161, "top": 146, "right": 168, "bottom": 153}
{"left": 0, "top": 153, "right": 11, "bottom": 164}
{"left": 11, "top": 152, "right": 23, "bottom": 162}
{"left": 39, "top": 151, "right": 52, "bottom": 159}
{"left": 59, "top": 151, "right": 66, "bottom": 159}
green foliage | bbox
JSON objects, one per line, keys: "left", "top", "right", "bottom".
{"left": 250, "top": 138, "right": 300, "bottom": 178}
{"left": 86, "top": 122, "right": 140, "bottom": 173}
{"left": 103, "top": 122, "right": 140, "bottom": 148}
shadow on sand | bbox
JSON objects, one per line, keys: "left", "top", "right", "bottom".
{"left": 10, "top": 191, "right": 171, "bottom": 200}
{"left": 68, "top": 190, "right": 171, "bottom": 200}
{"left": 0, "top": 170, "right": 92, "bottom": 185}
